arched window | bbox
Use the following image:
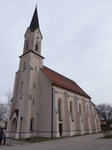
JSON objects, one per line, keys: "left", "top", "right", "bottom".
{"left": 70, "top": 101, "right": 74, "bottom": 121}
{"left": 34, "top": 83, "right": 36, "bottom": 89}
{"left": 20, "top": 81, "right": 23, "bottom": 93}
{"left": 26, "top": 42, "right": 28, "bottom": 51}
{"left": 79, "top": 103, "right": 82, "bottom": 114}
{"left": 22, "top": 62, "right": 26, "bottom": 72}
{"left": 86, "top": 105, "right": 89, "bottom": 114}
{"left": 24, "top": 62, "right": 26, "bottom": 70}
{"left": 30, "top": 118, "right": 34, "bottom": 131}
{"left": 58, "top": 99, "right": 62, "bottom": 121}
{"left": 35, "top": 43, "right": 38, "bottom": 51}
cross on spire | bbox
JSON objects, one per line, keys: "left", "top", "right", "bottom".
{"left": 36, "top": 2, "right": 38, "bottom": 8}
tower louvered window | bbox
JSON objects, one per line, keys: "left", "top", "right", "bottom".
{"left": 35, "top": 43, "right": 38, "bottom": 51}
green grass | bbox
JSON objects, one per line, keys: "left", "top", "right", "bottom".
{"left": 22, "top": 137, "right": 56, "bottom": 143}
{"left": 104, "top": 135, "right": 112, "bottom": 138}
{"left": 101, "top": 130, "right": 112, "bottom": 139}
{"left": 101, "top": 135, "right": 112, "bottom": 139}
{"left": 18, "top": 136, "right": 70, "bottom": 143}
{"left": 8, "top": 136, "right": 64, "bottom": 144}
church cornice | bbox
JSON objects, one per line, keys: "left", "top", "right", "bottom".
{"left": 19, "top": 49, "right": 45, "bottom": 59}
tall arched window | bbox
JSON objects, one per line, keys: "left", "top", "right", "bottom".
{"left": 26, "top": 42, "right": 29, "bottom": 51}
{"left": 86, "top": 105, "right": 89, "bottom": 115}
{"left": 34, "top": 83, "right": 36, "bottom": 89}
{"left": 70, "top": 101, "right": 74, "bottom": 121}
{"left": 79, "top": 103, "right": 82, "bottom": 114}
{"left": 58, "top": 99, "right": 62, "bottom": 121}
{"left": 30, "top": 118, "right": 34, "bottom": 131}
{"left": 20, "top": 81, "right": 23, "bottom": 93}
{"left": 35, "top": 43, "right": 38, "bottom": 51}
{"left": 22, "top": 62, "right": 26, "bottom": 72}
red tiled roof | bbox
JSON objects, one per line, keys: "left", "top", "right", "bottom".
{"left": 42, "top": 66, "right": 91, "bottom": 99}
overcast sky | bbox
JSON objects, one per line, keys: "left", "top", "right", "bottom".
{"left": 0, "top": 0, "right": 112, "bottom": 105}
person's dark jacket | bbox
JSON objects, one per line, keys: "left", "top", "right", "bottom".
{"left": 0, "top": 130, "right": 3, "bottom": 139}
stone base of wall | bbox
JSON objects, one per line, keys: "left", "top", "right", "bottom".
{"left": 7, "top": 129, "right": 100, "bottom": 139}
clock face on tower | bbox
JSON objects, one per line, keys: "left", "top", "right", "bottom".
{"left": 36, "top": 36, "right": 39, "bottom": 40}
{"left": 25, "top": 34, "right": 29, "bottom": 40}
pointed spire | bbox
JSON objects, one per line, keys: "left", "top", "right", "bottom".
{"left": 30, "top": 5, "right": 40, "bottom": 32}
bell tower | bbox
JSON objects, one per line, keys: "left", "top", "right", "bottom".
{"left": 23, "top": 6, "right": 43, "bottom": 55}
{"left": 7, "top": 6, "right": 44, "bottom": 139}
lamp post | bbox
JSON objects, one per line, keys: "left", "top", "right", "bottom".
{"left": 36, "top": 112, "right": 40, "bottom": 142}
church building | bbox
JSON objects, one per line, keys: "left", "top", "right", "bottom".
{"left": 7, "top": 7, "right": 101, "bottom": 139}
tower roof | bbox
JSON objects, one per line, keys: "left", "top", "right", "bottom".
{"left": 29, "top": 6, "right": 40, "bottom": 32}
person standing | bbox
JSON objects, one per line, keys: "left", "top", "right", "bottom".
{"left": 3, "top": 129, "right": 6, "bottom": 145}
{"left": 0, "top": 128, "right": 3, "bottom": 145}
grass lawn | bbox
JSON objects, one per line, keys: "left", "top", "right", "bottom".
{"left": 101, "top": 130, "right": 112, "bottom": 139}
{"left": 21, "top": 137, "right": 59, "bottom": 143}
{"left": 18, "top": 137, "right": 49, "bottom": 143}
{"left": 104, "top": 135, "right": 112, "bottom": 138}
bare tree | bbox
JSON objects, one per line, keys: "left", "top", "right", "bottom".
{"left": 0, "top": 103, "right": 9, "bottom": 121}
{"left": 0, "top": 91, "right": 12, "bottom": 121}
{"left": 6, "top": 91, "right": 12, "bottom": 107}
{"left": 97, "top": 103, "right": 112, "bottom": 128}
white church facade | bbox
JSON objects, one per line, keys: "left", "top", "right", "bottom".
{"left": 7, "top": 7, "right": 101, "bottom": 139}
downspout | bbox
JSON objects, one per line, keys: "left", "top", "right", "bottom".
{"left": 51, "top": 84, "right": 53, "bottom": 138}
